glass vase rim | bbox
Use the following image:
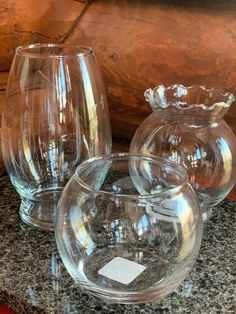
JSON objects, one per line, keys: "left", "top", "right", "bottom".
{"left": 15, "top": 43, "right": 94, "bottom": 59}
{"left": 144, "top": 84, "right": 235, "bottom": 111}
{"left": 74, "top": 152, "right": 189, "bottom": 200}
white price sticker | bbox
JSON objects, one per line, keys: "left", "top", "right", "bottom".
{"left": 98, "top": 257, "right": 146, "bottom": 285}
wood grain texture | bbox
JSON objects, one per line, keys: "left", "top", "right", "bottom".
{"left": 1, "top": 0, "right": 236, "bottom": 137}
{"left": 64, "top": 0, "right": 236, "bottom": 139}
{"left": 0, "top": 0, "right": 88, "bottom": 70}
{"left": 0, "top": 0, "right": 235, "bottom": 197}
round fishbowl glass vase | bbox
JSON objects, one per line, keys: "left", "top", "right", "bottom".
{"left": 130, "top": 85, "right": 236, "bottom": 222}
{"left": 55, "top": 153, "right": 202, "bottom": 304}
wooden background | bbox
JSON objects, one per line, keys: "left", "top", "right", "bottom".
{"left": 0, "top": 0, "right": 236, "bottom": 197}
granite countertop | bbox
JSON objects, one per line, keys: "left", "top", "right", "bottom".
{"left": 0, "top": 176, "right": 235, "bottom": 314}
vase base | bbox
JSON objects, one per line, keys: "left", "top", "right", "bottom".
{"left": 20, "top": 209, "right": 54, "bottom": 231}
{"left": 19, "top": 189, "right": 63, "bottom": 231}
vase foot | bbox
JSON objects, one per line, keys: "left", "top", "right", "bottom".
{"left": 19, "top": 189, "right": 63, "bottom": 231}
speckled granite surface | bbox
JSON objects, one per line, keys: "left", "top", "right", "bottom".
{"left": 0, "top": 176, "right": 235, "bottom": 314}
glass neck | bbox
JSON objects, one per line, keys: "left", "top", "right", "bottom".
{"left": 155, "top": 109, "right": 220, "bottom": 124}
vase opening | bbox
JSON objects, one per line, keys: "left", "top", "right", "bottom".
{"left": 144, "top": 84, "right": 235, "bottom": 121}
{"left": 16, "top": 43, "right": 94, "bottom": 59}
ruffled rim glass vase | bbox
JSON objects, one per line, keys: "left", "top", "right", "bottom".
{"left": 130, "top": 84, "right": 236, "bottom": 221}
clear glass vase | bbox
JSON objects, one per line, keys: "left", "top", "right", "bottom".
{"left": 55, "top": 153, "right": 202, "bottom": 304}
{"left": 130, "top": 85, "right": 236, "bottom": 221}
{"left": 2, "top": 44, "right": 112, "bottom": 230}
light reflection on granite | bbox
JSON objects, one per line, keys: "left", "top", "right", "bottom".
{"left": 0, "top": 176, "right": 235, "bottom": 314}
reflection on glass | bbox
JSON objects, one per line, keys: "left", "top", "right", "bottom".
{"left": 2, "top": 44, "right": 111, "bottom": 231}
{"left": 131, "top": 84, "right": 236, "bottom": 221}
{"left": 55, "top": 153, "right": 202, "bottom": 304}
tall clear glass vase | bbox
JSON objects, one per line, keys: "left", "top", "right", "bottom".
{"left": 2, "top": 44, "right": 112, "bottom": 230}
